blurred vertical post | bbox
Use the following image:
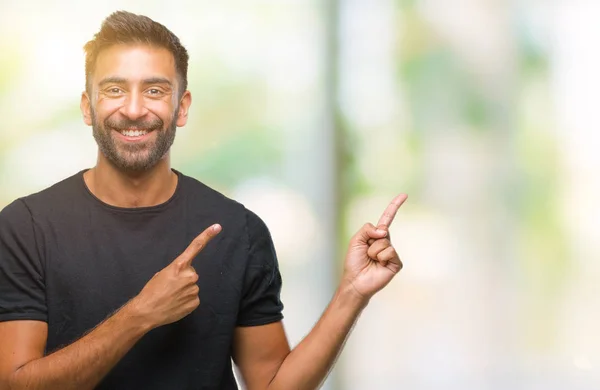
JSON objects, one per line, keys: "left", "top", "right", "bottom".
{"left": 276, "top": 1, "right": 343, "bottom": 389}
{"left": 322, "top": 0, "right": 343, "bottom": 389}
{"left": 322, "top": 0, "right": 344, "bottom": 275}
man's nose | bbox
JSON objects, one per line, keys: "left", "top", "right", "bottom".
{"left": 119, "top": 93, "right": 149, "bottom": 121}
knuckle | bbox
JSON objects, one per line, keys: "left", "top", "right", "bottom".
{"left": 172, "top": 259, "right": 184, "bottom": 270}
{"left": 378, "top": 246, "right": 396, "bottom": 261}
{"left": 377, "top": 251, "right": 388, "bottom": 261}
{"left": 370, "top": 238, "right": 384, "bottom": 249}
{"left": 182, "top": 272, "right": 195, "bottom": 285}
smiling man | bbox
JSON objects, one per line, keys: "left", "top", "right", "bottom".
{"left": 0, "top": 11, "right": 407, "bottom": 390}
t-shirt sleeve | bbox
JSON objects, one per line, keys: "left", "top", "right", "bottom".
{"left": 236, "top": 209, "right": 284, "bottom": 327}
{"left": 0, "top": 199, "right": 47, "bottom": 323}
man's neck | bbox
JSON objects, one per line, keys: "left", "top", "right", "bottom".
{"left": 84, "top": 154, "right": 178, "bottom": 209}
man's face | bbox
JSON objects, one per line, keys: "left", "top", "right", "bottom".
{"left": 82, "top": 44, "right": 190, "bottom": 172}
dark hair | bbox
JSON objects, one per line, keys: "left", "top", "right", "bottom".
{"left": 84, "top": 11, "right": 189, "bottom": 96}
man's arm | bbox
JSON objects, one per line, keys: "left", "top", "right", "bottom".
{"left": 233, "top": 283, "right": 366, "bottom": 390}
{"left": 233, "top": 194, "right": 407, "bottom": 390}
{"left": 0, "top": 224, "right": 221, "bottom": 390}
{"left": 0, "top": 306, "right": 149, "bottom": 390}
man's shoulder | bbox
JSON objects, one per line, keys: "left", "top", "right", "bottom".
{"left": 0, "top": 170, "right": 85, "bottom": 226}
{"left": 10, "top": 170, "right": 85, "bottom": 214}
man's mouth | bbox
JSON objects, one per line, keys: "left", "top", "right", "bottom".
{"left": 111, "top": 127, "right": 154, "bottom": 141}
{"left": 120, "top": 129, "right": 149, "bottom": 137}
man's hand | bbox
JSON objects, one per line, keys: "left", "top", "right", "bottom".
{"left": 129, "top": 224, "right": 222, "bottom": 329}
{"left": 342, "top": 194, "right": 408, "bottom": 300}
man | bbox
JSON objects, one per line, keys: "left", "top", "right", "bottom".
{"left": 0, "top": 11, "right": 407, "bottom": 390}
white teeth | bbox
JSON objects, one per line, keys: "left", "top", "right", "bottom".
{"left": 122, "top": 130, "right": 148, "bottom": 137}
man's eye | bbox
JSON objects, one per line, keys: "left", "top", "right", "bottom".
{"left": 105, "top": 88, "right": 123, "bottom": 95}
{"left": 148, "top": 88, "right": 162, "bottom": 95}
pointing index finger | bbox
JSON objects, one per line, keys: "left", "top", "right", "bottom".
{"left": 377, "top": 194, "right": 408, "bottom": 228}
{"left": 175, "top": 224, "right": 222, "bottom": 269}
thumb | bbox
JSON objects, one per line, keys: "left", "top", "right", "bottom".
{"left": 368, "top": 224, "right": 390, "bottom": 245}
{"left": 353, "top": 223, "right": 388, "bottom": 245}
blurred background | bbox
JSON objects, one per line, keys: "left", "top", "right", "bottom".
{"left": 1, "top": 0, "right": 599, "bottom": 389}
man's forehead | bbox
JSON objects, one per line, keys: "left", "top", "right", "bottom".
{"left": 93, "top": 43, "right": 177, "bottom": 83}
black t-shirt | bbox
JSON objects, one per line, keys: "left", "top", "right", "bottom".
{"left": 0, "top": 169, "right": 284, "bottom": 389}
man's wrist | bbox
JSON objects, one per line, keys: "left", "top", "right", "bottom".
{"left": 119, "top": 297, "right": 155, "bottom": 335}
{"left": 335, "top": 280, "right": 370, "bottom": 312}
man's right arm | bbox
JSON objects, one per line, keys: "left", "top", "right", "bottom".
{"left": 0, "top": 223, "right": 221, "bottom": 390}
{"left": 0, "top": 302, "right": 150, "bottom": 390}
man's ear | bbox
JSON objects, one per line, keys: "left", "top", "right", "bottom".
{"left": 81, "top": 91, "right": 93, "bottom": 126}
{"left": 176, "top": 91, "right": 192, "bottom": 127}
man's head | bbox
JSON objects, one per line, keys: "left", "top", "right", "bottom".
{"left": 81, "top": 11, "right": 192, "bottom": 172}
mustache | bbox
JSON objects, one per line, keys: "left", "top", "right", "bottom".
{"left": 104, "top": 117, "right": 164, "bottom": 132}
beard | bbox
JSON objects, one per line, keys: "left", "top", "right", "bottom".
{"left": 91, "top": 108, "right": 177, "bottom": 172}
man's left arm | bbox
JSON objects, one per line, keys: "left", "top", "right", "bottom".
{"left": 233, "top": 194, "right": 407, "bottom": 390}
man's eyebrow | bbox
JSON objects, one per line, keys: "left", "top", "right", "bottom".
{"left": 98, "top": 76, "right": 128, "bottom": 87}
{"left": 97, "top": 77, "right": 173, "bottom": 87}
{"left": 142, "top": 77, "right": 173, "bottom": 87}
